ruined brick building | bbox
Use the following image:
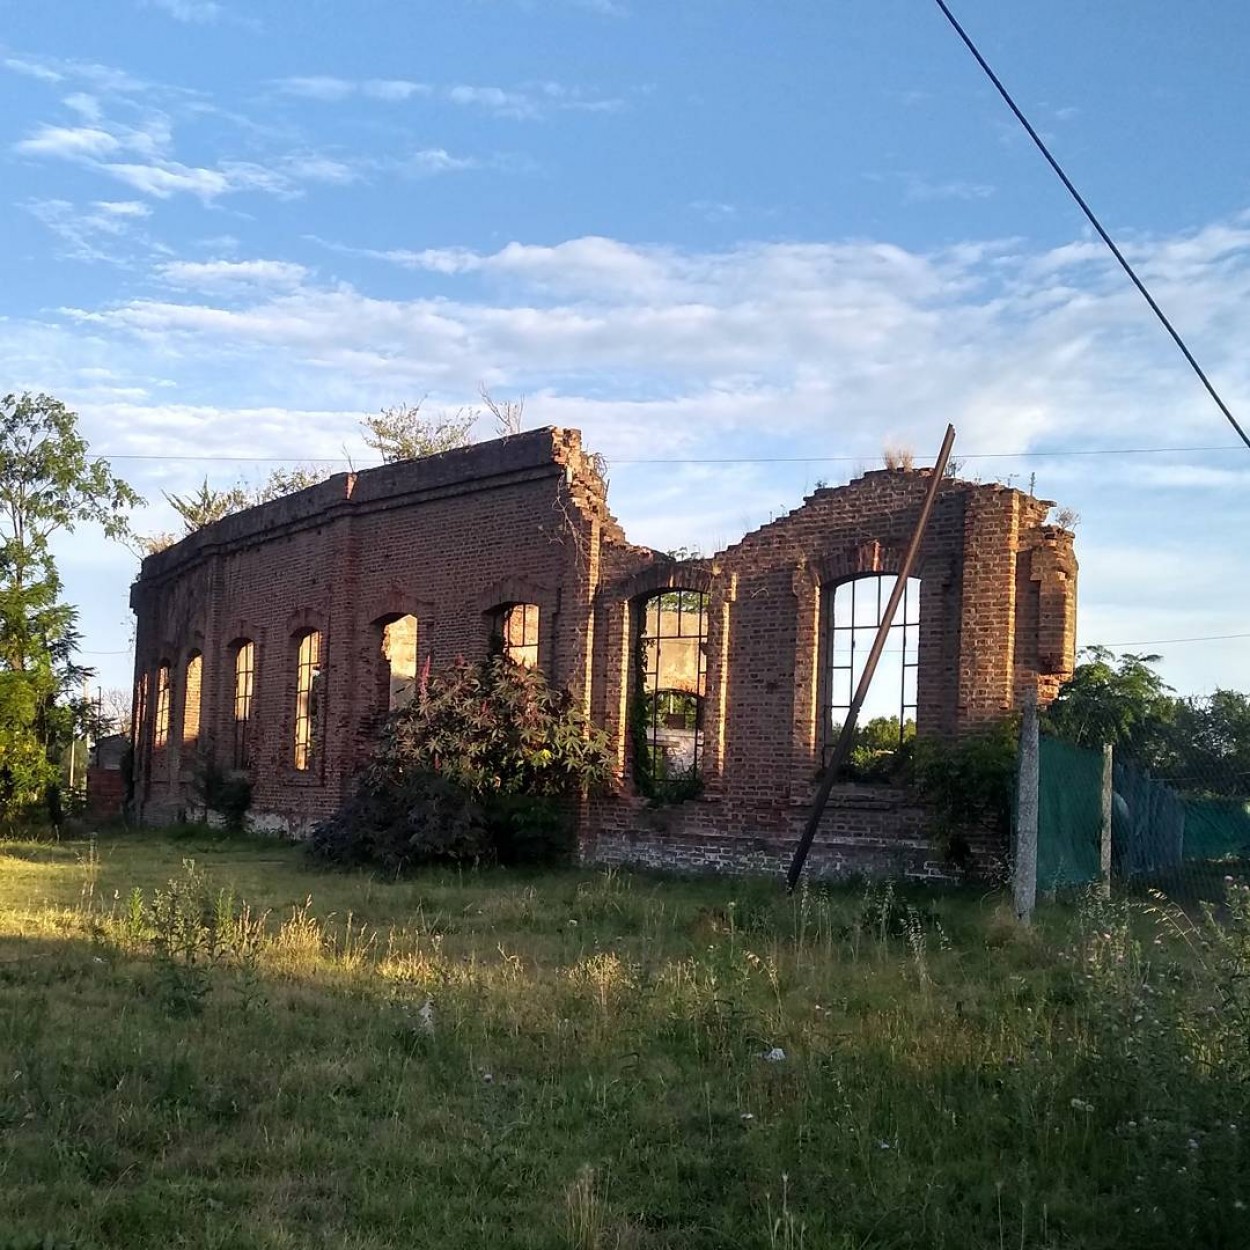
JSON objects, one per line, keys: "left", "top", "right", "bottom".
{"left": 130, "top": 427, "right": 1077, "bottom": 876}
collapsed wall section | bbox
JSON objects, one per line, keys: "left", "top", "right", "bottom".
{"left": 583, "top": 466, "right": 1078, "bottom": 879}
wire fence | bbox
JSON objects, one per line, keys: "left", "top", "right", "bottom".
{"left": 1031, "top": 732, "right": 1250, "bottom": 905}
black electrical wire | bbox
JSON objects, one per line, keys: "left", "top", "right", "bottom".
{"left": 931, "top": 0, "right": 1250, "bottom": 452}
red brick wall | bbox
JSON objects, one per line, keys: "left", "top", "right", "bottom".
{"left": 86, "top": 768, "right": 126, "bottom": 821}
{"left": 131, "top": 429, "right": 619, "bottom": 830}
{"left": 131, "top": 431, "right": 1077, "bottom": 878}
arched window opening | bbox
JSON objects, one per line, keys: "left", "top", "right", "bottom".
{"left": 489, "top": 602, "right": 540, "bottom": 668}
{"left": 380, "top": 615, "right": 419, "bottom": 711}
{"left": 232, "top": 641, "right": 255, "bottom": 769}
{"left": 293, "top": 630, "right": 323, "bottom": 772}
{"left": 182, "top": 651, "right": 202, "bottom": 749}
{"left": 823, "top": 575, "right": 920, "bottom": 779}
{"left": 634, "top": 589, "right": 708, "bottom": 799}
{"left": 153, "top": 663, "right": 172, "bottom": 751}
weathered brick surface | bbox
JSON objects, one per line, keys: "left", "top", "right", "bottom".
{"left": 131, "top": 428, "right": 1077, "bottom": 875}
{"left": 85, "top": 767, "right": 126, "bottom": 821}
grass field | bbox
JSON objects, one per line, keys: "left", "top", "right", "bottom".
{"left": 1, "top": 828, "right": 1247, "bottom": 1249}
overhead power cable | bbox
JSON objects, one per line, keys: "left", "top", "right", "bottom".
{"left": 1093, "top": 631, "right": 1250, "bottom": 648}
{"left": 931, "top": 0, "right": 1250, "bottom": 452}
{"left": 87, "top": 443, "right": 1244, "bottom": 467}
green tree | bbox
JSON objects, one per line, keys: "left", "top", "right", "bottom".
{"left": 361, "top": 401, "right": 476, "bottom": 463}
{"left": 1043, "top": 647, "right": 1176, "bottom": 762}
{"left": 1161, "top": 689, "right": 1250, "bottom": 797}
{"left": 0, "top": 392, "right": 141, "bottom": 821}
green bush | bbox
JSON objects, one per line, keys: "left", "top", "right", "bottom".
{"left": 309, "top": 768, "right": 490, "bottom": 873}
{"left": 311, "top": 654, "right": 612, "bottom": 872}
{"left": 192, "top": 758, "right": 253, "bottom": 833}
{"left": 913, "top": 717, "right": 1018, "bottom": 866}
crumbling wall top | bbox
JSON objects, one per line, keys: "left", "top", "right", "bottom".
{"left": 137, "top": 426, "right": 593, "bottom": 585}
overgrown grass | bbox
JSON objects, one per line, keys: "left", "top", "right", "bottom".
{"left": 0, "top": 827, "right": 1247, "bottom": 1248}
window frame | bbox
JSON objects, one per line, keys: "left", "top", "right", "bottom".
{"left": 488, "top": 601, "right": 540, "bottom": 669}
{"left": 820, "top": 573, "right": 921, "bottom": 766}
{"left": 632, "top": 588, "right": 709, "bottom": 797}
{"left": 232, "top": 640, "right": 256, "bottom": 770}
{"left": 293, "top": 629, "right": 323, "bottom": 773}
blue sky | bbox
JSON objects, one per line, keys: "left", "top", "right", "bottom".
{"left": 1, "top": 0, "right": 1248, "bottom": 701}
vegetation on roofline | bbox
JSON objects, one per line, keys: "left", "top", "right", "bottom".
{"left": 150, "top": 387, "right": 527, "bottom": 552}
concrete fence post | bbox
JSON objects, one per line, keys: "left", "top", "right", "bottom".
{"left": 1014, "top": 689, "right": 1039, "bottom": 926}
{"left": 1100, "top": 743, "right": 1114, "bottom": 899}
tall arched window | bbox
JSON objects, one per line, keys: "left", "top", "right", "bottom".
{"left": 153, "top": 662, "right": 172, "bottom": 751}
{"left": 634, "top": 589, "right": 708, "bottom": 796}
{"left": 232, "top": 640, "right": 255, "bottom": 769}
{"left": 379, "top": 615, "right": 418, "bottom": 711}
{"left": 822, "top": 575, "right": 920, "bottom": 768}
{"left": 182, "top": 651, "right": 202, "bottom": 749}
{"left": 488, "top": 602, "right": 540, "bottom": 668}
{"left": 293, "top": 630, "right": 323, "bottom": 771}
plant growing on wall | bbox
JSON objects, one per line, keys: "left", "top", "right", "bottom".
{"left": 311, "top": 653, "right": 613, "bottom": 871}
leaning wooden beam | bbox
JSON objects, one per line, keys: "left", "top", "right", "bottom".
{"left": 786, "top": 424, "right": 957, "bottom": 892}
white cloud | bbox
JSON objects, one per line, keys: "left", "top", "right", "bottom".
{"left": 147, "top": 0, "right": 225, "bottom": 22}
{"left": 274, "top": 76, "right": 429, "bottom": 102}
{"left": 406, "top": 148, "right": 478, "bottom": 175}
{"left": 362, "top": 79, "right": 430, "bottom": 101}
{"left": 274, "top": 75, "right": 356, "bottom": 102}
{"left": 102, "top": 161, "right": 232, "bottom": 199}
{"left": 3, "top": 55, "right": 65, "bottom": 83}
{"left": 447, "top": 84, "right": 537, "bottom": 119}
{"left": 15, "top": 125, "right": 121, "bottom": 158}
{"left": 94, "top": 200, "right": 152, "bottom": 218}
{"left": 64, "top": 93, "right": 103, "bottom": 122}
{"left": 282, "top": 153, "right": 360, "bottom": 184}
{"left": 25, "top": 198, "right": 153, "bottom": 264}
{"left": 157, "top": 258, "right": 310, "bottom": 291}
{"left": 272, "top": 74, "right": 616, "bottom": 117}
{"left": 2, "top": 53, "right": 149, "bottom": 94}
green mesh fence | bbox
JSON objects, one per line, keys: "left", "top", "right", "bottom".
{"left": 1035, "top": 730, "right": 1250, "bottom": 900}
{"left": 1035, "top": 735, "right": 1249, "bottom": 894}
{"left": 1036, "top": 736, "right": 1102, "bottom": 888}
{"left": 1183, "top": 798, "right": 1250, "bottom": 862}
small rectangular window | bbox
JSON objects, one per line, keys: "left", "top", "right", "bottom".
{"left": 491, "top": 603, "right": 540, "bottom": 668}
